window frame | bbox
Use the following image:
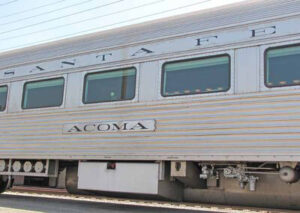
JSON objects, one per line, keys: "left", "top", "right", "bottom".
{"left": 264, "top": 43, "right": 300, "bottom": 89}
{"left": 82, "top": 66, "right": 138, "bottom": 105}
{"left": 0, "top": 85, "right": 8, "bottom": 112}
{"left": 21, "top": 76, "right": 66, "bottom": 110}
{"left": 160, "top": 53, "right": 232, "bottom": 98}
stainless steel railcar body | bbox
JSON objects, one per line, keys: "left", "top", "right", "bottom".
{"left": 0, "top": 0, "right": 300, "bottom": 209}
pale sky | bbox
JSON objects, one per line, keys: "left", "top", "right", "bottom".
{"left": 0, "top": 0, "right": 248, "bottom": 53}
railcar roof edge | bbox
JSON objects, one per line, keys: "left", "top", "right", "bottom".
{"left": 0, "top": 0, "right": 298, "bottom": 68}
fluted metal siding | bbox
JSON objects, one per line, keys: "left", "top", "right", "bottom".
{"left": 0, "top": 90, "right": 300, "bottom": 160}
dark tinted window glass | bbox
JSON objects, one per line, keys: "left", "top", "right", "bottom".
{"left": 22, "top": 78, "right": 64, "bottom": 109}
{"left": 83, "top": 68, "right": 136, "bottom": 104}
{"left": 0, "top": 86, "right": 7, "bottom": 111}
{"left": 266, "top": 46, "right": 300, "bottom": 87}
{"left": 162, "top": 55, "right": 230, "bottom": 97}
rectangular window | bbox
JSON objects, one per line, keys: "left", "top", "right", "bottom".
{"left": 265, "top": 45, "right": 300, "bottom": 87}
{"left": 22, "top": 78, "right": 64, "bottom": 109}
{"left": 162, "top": 55, "right": 230, "bottom": 97}
{"left": 0, "top": 86, "right": 7, "bottom": 111}
{"left": 83, "top": 68, "right": 136, "bottom": 104}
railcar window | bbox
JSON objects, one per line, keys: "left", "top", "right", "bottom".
{"left": 266, "top": 45, "right": 300, "bottom": 87}
{"left": 0, "top": 86, "right": 7, "bottom": 111}
{"left": 162, "top": 55, "right": 230, "bottom": 97}
{"left": 83, "top": 68, "right": 136, "bottom": 104}
{"left": 22, "top": 78, "right": 64, "bottom": 109}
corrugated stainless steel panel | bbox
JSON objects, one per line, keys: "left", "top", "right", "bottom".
{"left": 1, "top": 90, "right": 300, "bottom": 161}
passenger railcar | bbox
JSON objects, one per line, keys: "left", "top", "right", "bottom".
{"left": 0, "top": 0, "right": 300, "bottom": 209}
